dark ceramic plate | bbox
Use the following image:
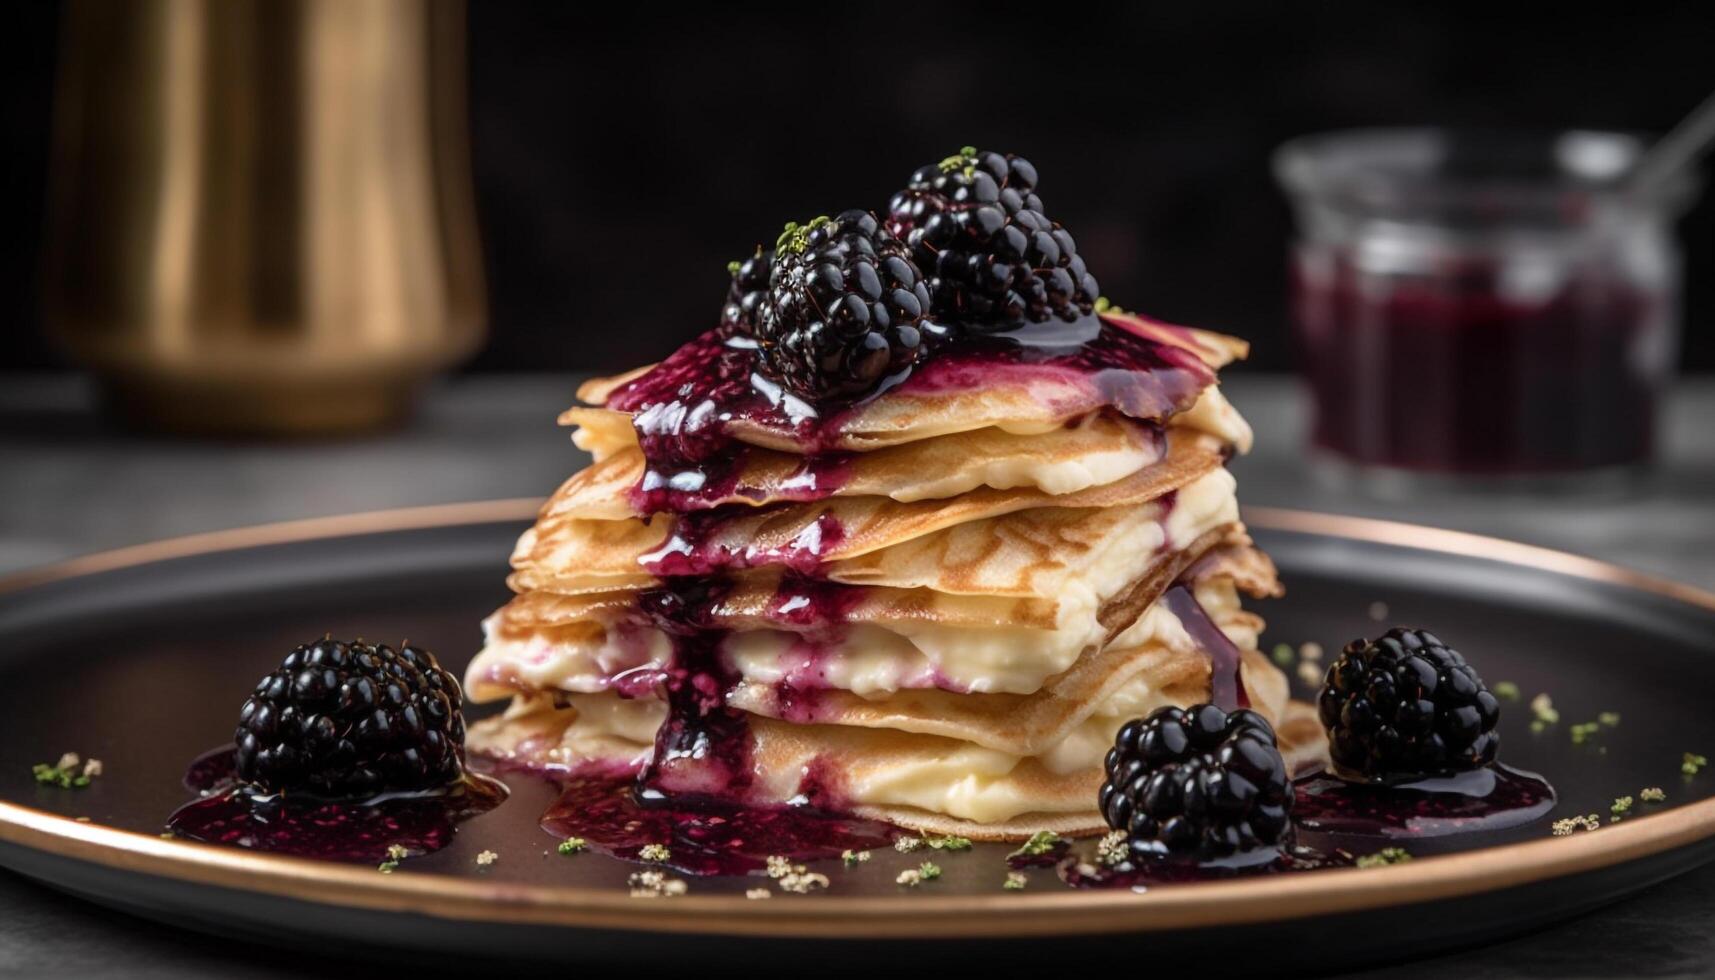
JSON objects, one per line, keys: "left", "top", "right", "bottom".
{"left": 0, "top": 502, "right": 1711, "bottom": 974}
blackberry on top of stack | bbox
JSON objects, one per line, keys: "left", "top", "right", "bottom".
{"left": 887, "top": 146, "right": 1099, "bottom": 332}
{"left": 751, "top": 211, "right": 940, "bottom": 402}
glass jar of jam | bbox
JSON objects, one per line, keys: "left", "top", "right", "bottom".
{"left": 1275, "top": 129, "right": 1697, "bottom": 484}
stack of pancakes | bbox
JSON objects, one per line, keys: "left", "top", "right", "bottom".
{"left": 467, "top": 314, "right": 1320, "bottom": 839}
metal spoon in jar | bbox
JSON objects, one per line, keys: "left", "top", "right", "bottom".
{"left": 1626, "top": 87, "right": 1715, "bottom": 196}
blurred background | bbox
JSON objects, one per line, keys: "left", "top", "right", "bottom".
{"left": 4, "top": 0, "right": 1714, "bottom": 378}
{"left": 1, "top": 0, "right": 1713, "bottom": 575}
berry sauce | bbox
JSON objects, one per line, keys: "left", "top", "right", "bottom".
{"left": 767, "top": 572, "right": 867, "bottom": 627}
{"left": 1159, "top": 584, "right": 1250, "bottom": 710}
{"left": 541, "top": 772, "right": 896, "bottom": 876}
{"left": 903, "top": 314, "right": 1213, "bottom": 420}
{"left": 641, "top": 508, "right": 846, "bottom": 577}
{"left": 166, "top": 746, "right": 507, "bottom": 864}
{"left": 1292, "top": 764, "right": 1556, "bottom": 839}
{"left": 632, "top": 451, "right": 855, "bottom": 516}
{"left": 632, "top": 581, "right": 753, "bottom": 799}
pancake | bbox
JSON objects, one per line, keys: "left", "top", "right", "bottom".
{"left": 567, "top": 407, "right": 641, "bottom": 462}
{"left": 563, "top": 380, "right": 1254, "bottom": 473}
{"left": 487, "top": 527, "right": 1265, "bottom": 652}
{"left": 822, "top": 465, "right": 1236, "bottom": 597}
{"left": 546, "top": 411, "right": 1165, "bottom": 521}
{"left": 470, "top": 572, "right": 1270, "bottom": 761}
{"left": 468, "top": 648, "right": 1302, "bottom": 837}
{"left": 511, "top": 444, "right": 1234, "bottom": 596}
{"left": 576, "top": 314, "right": 1248, "bottom": 458}
{"left": 472, "top": 519, "right": 1267, "bottom": 702}
{"left": 722, "top": 579, "right": 1271, "bottom": 755}
{"left": 566, "top": 370, "right": 1251, "bottom": 465}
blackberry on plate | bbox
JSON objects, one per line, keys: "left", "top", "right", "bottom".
{"left": 1099, "top": 704, "right": 1294, "bottom": 862}
{"left": 1318, "top": 627, "right": 1501, "bottom": 783}
{"left": 721, "top": 247, "right": 772, "bottom": 335}
{"left": 234, "top": 639, "right": 466, "bottom": 797}
{"left": 755, "top": 209, "right": 938, "bottom": 403}
{"left": 885, "top": 146, "right": 1100, "bottom": 331}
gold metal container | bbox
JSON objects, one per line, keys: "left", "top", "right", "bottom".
{"left": 44, "top": 0, "right": 486, "bottom": 436}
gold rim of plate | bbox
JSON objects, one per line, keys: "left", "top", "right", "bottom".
{"left": 0, "top": 500, "right": 1711, "bottom": 939}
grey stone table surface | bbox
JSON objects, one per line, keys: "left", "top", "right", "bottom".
{"left": 0, "top": 372, "right": 1712, "bottom": 977}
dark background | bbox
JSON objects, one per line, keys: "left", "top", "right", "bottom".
{"left": 4, "top": 1, "right": 1713, "bottom": 375}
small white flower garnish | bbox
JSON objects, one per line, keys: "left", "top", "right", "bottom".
{"left": 777, "top": 869, "right": 829, "bottom": 894}
{"left": 1096, "top": 830, "right": 1129, "bottom": 866}
{"left": 627, "top": 870, "right": 687, "bottom": 898}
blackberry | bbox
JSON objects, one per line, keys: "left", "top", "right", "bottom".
{"left": 1318, "top": 628, "right": 1501, "bottom": 783}
{"left": 755, "top": 209, "right": 938, "bottom": 403}
{"left": 721, "top": 247, "right": 772, "bottom": 335}
{"left": 885, "top": 146, "right": 1099, "bottom": 331}
{"left": 1099, "top": 704, "right": 1294, "bottom": 862}
{"left": 234, "top": 639, "right": 466, "bottom": 797}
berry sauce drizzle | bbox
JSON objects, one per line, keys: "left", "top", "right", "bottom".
{"left": 1160, "top": 584, "right": 1249, "bottom": 710}
{"left": 626, "top": 513, "right": 858, "bottom": 812}
{"left": 762, "top": 574, "right": 869, "bottom": 723}
{"left": 632, "top": 451, "right": 855, "bottom": 516}
{"left": 1292, "top": 764, "right": 1556, "bottom": 839}
{"left": 632, "top": 581, "right": 755, "bottom": 800}
{"left": 541, "top": 773, "right": 896, "bottom": 876}
{"left": 166, "top": 746, "right": 507, "bottom": 864}
{"left": 641, "top": 509, "right": 846, "bottom": 577}
{"left": 767, "top": 572, "right": 867, "bottom": 627}
{"left": 905, "top": 314, "right": 1213, "bottom": 420}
